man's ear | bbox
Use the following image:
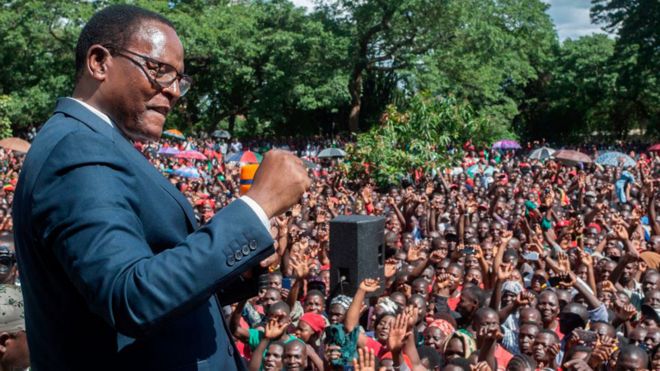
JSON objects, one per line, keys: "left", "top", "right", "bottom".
{"left": 86, "top": 44, "right": 112, "bottom": 81}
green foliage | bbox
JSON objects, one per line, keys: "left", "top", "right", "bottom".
{"left": 0, "top": 96, "right": 15, "bottom": 138}
{"left": 407, "top": 0, "right": 557, "bottom": 131}
{"left": 348, "top": 93, "right": 511, "bottom": 187}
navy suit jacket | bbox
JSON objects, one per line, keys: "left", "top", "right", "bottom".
{"left": 13, "top": 99, "right": 274, "bottom": 371}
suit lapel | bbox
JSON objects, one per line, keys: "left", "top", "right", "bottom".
{"left": 55, "top": 98, "right": 198, "bottom": 229}
{"left": 113, "top": 132, "right": 198, "bottom": 230}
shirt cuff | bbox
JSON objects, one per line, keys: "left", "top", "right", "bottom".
{"left": 240, "top": 196, "right": 271, "bottom": 232}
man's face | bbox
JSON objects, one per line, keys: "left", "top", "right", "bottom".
{"left": 474, "top": 311, "right": 499, "bottom": 336}
{"left": 303, "top": 295, "right": 324, "bottom": 314}
{"left": 283, "top": 342, "right": 307, "bottom": 371}
{"left": 457, "top": 291, "right": 477, "bottom": 318}
{"left": 643, "top": 275, "right": 660, "bottom": 295}
{"left": 103, "top": 21, "right": 185, "bottom": 141}
{"left": 259, "top": 289, "right": 280, "bottom": 308}
{"left": 518, "top": 324, "right": 539, "bottom": 356}
{"left": 533, "top": 333, "right": 554, "bottom": 364}
{"left": 644, "top": 328, "right": 660, "bottom": 351}
{"left": 622, "top": 262, "right": 638, "bottom": 282}
{"left": 644, "top": 290, "right": 660, "bottom": 309}
{"left": 446, "top": 266, "right": 463, "bottom": 290}
{"left": 537, "top": 292, "right": 559, "bottom": 324}
{"left": 412, "top": 281, "right": 428, "bottom": 297}
{"left": 263, "top": 344, "right": 284, "bottom": 371}
{"left": 0, "top": 331, "right": 29, "bottom": 370}
{"left": 615, "top": 352, "right": 649, "bottom": 371}
{"left": 267, "top": 309, "right": 290, "bottom": 326}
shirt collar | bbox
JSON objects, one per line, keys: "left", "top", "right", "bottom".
{"left": 66, "top": 97, "right": 114, "bottom": 127}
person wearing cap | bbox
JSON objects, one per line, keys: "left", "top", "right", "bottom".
{"left": 0, "top": 285, "right": 29, "bottom": 371}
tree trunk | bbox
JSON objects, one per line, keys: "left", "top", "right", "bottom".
{"left": 348, "top": 67, "right": 364, "bottom": 133}
{"left": 228, "top": 114, "right": 236, "bottom": 134}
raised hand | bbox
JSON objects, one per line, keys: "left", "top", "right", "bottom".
{"left": 557, "top": 252, "right": 571, "bottom": 272}
{"left": 291, "top": 204, "right": 302, "bottom": 218}
{"left": 436, "top": 273, "right": 454, "bottom": 291}
{"left": 352, "top": 348, "right": 376, "bottom": 371}
{"left": 264, "top": 318, "right": 289, "bottom": 340}
{"left": 403, "top": 305, "right": 420, "bottom": 328}
{"left": 289, "top": 254, "right": 311, "bottom": 279}
{"left": 496, "top": 263, "right": 514, "bottom": 282}
{"left": 384, "top": 258, "right": 398, "bottom": 279}
{"left": 388, "top": 313, "right": 411, "bottom": 353}
{"left": 613, "top": 224, "right": 629, "bottom": 241}
{"left": 359, "top": 278, "right": 381, "bottom": 293}
{"left": 515, "top": 291, "right": 536, "bottom": 308}
{"left": 613, "top": 300, "right": 637, "bottom": 321}
{"left": 246, "top": 150, "right": 310, "bottom": 218}
{"left": 500, "top": 230, "right": 514, "bottom": 245}
{"left": 600, "top": 280, "right": 617, "bottom": 293}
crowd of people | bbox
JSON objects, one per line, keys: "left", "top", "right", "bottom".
{"left": 1, "top": 135, "right": 660, "bottom": 371}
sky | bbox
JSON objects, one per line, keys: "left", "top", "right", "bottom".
{"left": 290, "top": 0, "right": 608, "bottom": 41}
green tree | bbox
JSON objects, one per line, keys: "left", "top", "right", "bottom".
{"left": 348, "top": 93, "right": 511, "bottom": 187}
{"left": 317, "top": 0, "right": 456, "bottom": 132}
{"left": 591, "top": 0, "right": 660, "bottom": 137}
{"left": 408, "top": 0, "right": 557, "bottom": 132}
{"left": 518, "top": 34, "right": 618, "bottom": 141}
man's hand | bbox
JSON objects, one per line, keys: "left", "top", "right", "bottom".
{"left": 353, "top": 348, "right": 376, "bottom": 371}
{"left": 264, "top": 319, "right": 289, "bottom": 340}
{"left": 384, "top": 258, "right": 398, "bottom": 279}
{"left": 388, "top": 313, "right": 411, "bottom": 353}
{"left": 359, "top": 278, "right": 381, "bottom": 293}
{"left": 246, "top": 150, "right": 310, "bottom": 219}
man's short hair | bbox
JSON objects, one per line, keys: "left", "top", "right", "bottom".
{"left": 75, "top": 4, "right": 174, "bottom": 81}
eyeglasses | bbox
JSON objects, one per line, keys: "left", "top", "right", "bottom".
{"left": 108, "top": 46, "right": 192, "bottom": 96}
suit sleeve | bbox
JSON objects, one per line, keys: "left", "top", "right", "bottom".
{"left": 31, "top": 130, "right": 274, "bottom": 338}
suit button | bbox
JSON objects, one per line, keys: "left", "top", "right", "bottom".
{"left": 228, "top": 345, "right": 234, "bottom": 356}
{"left": 242, "top": 245, "right": 250, "bottom": 255}
{"left": 249, "top": 240, "right": 257, "bottom": 250}
{"left": 227, "top": 255, "right": 236, "bottom": 266}
{"left": 234, "top": 250, "right": 243, "bottom": 261}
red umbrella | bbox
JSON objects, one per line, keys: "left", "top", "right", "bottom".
{"left": 649, "top": 143, "right": 660, "bottom": 152}
{"left": 175, "top": 150, "right": 208, "bottom": 161}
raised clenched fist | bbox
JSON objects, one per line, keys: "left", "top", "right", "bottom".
{"left": 246, "top": 150, "right": 311, "bottom": 218}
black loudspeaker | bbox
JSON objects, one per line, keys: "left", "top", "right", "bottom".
{"left": 329, "top": 215, "right": 385, "bottom": 297}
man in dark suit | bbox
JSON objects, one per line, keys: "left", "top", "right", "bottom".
{"left": 12, "top": 5, "right": 309, "bottom": 370}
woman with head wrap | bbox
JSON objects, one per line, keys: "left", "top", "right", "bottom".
{"left": 328, "top": 295, "right": 352, "bottom": 325}
{"left": 442, "top": 331, "right": 477, "bottom": 364}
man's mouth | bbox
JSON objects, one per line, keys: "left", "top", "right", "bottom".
{"left": 148, "top": 106, "right": 170, "bottom": 116}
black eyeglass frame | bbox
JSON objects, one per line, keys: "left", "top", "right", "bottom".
{"left": 105, "top": 45, "right": 192, "bottom": 96}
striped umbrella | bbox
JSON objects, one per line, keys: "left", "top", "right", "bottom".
{"left": 163, "top": 129, "right": 185, "bottom": 140}
{"left": 528, "top": 147, "right": 555, "bottom": 160}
